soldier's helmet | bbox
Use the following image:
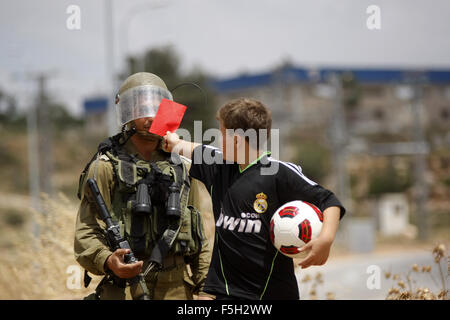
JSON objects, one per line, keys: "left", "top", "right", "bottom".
{"left": 115, "top": 72, "right": 173, "bottom": 128}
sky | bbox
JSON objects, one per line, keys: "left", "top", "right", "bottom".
{"left": 1, "top": 0, "right": 450, "bottom": 116}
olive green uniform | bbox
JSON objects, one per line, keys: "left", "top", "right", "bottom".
{"left": 74, "top": 139, "right": 212, "bottom": 300}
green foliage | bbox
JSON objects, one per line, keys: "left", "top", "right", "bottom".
{"left": 442, "top": 178, "right": 450, "bottom": 187}
{"left": 0, "top": 143, "right": 17, "bottom": 166}
{"left": 293, "top": 143, "right": 331, "bottom": 184}
{"left": 340, "top": 72, "right": 361, "bottom": 109}
{"left": 0, "top": 91, "right": 26, "bottom": 128}
{"left": 368, "top": 163, "right": 413, "bottom": 196}
{"left": 48, "top": 104, "right": 85, "bottom": 131}
{"left": 174, "top": 71, "right": 218, "bottom": 132}
{"left": 0, "top": 85, "right": 83, "bottom": 131}
{"left": 1, "top": 209, "right": 25, "bottom": 228}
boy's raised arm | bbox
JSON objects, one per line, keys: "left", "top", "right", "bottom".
{"left": 163, "top": 131, "right": 200, "bottom": 159}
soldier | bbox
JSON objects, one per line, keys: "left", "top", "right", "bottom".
{"left": 74, "top": 72, "right": 213, "bottom": 300}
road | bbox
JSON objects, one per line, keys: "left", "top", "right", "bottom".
{"left": 295, "top": 248, "right": 448, "bottom": 300}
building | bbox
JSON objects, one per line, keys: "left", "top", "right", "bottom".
{"left": 212, "top": 66, "right": 450, "bottom": 150}
{"left": 83, "top": 96, "right": 109, "bottom": 136}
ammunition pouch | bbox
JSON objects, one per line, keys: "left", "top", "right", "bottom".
{"left": 77, "top": 132, "right": 204, "bottom": 271}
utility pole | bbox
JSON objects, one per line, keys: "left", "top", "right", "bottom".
{"left": 367, "top": 83, "right": 430, "bottom": 240}
{"left": 20, "top": 71, "right": 55, "bottom": 246}
{"left": 36, "top": 74, "right": 53, "bottom": 198}
{"left": 411, "top": 83, "right": 430, "bottom": 240}
{"left": 329, "top": 73, "right": 352, "bottom": 215}
{"left": 24, "top": 72, "right": 54, "bottom": 212}
{"left": 343, "top": 76, "right": 430, "bottom": 241}
{"left": 105, "top": 0, "right": 118, "bottom": 136}
{"left": 26, "top": 88, "right": 41, "bottom": 213}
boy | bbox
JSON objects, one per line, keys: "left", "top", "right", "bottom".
{"left": 164, "top": 98, "right": 345, "bottom": 300}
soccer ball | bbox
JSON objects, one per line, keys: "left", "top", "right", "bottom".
{"left": 270, "top": 200, "right": 324, "bottom": 259}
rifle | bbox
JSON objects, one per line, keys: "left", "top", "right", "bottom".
{"left": 86, "top": 178, "right": 150, "bottom": 300}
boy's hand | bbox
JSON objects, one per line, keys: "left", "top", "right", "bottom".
{"left": 298, "top": 206, "right": 340, "bottom": 269}
{"left": 297, "top": 236, "right": 333, "bottom": 269}
{"left": 163, "top": 131, "right": 180, "bottom": 153}
{"left": 163, "top": 131, "right": 200, "bottom": 159}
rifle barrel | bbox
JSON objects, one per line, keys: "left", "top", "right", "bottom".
{"left": 87, "top": 178, "right": 114, "bottom": 228}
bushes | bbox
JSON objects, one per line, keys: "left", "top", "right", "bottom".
{"left": 368, "top": 161, "right": 413, "bottom": 196}
{"left": 293, "top": 143, "right": 331, "bottom": 184}
{"left": 2, "top": 208, "right": 25, "bottom": 228}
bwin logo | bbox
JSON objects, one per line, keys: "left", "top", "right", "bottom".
{"left": 216, "top": 213, "right": 261, "bottom": 233}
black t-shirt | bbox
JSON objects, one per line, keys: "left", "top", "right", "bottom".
{"left": 190, "top": 145, "right": 346, "bottom": 300}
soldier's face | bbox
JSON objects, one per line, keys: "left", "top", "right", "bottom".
{"left": 132, "top": 117, "right": 160, "bottom": 141}
{"left": 134, "top": 117, "right": 154, "bottom": 131}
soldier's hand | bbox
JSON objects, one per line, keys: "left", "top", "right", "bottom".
{"left": 106, "top": 249, "right": 143, "bottom": 279}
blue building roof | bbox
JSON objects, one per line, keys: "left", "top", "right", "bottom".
{"left": 212, "top": 66, "right": 450, "bottom": 93}
{"left": 83, "top": 97, "right": 108, "bottom": 114}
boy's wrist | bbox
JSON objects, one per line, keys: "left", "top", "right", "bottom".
{"left": 170, "top": 138, "right": 184, "bottom": 154}
{"left": 172, "top": 140, "right": 199, "bottom": 159}
{"left": 317, "top": 232, "right": 335, "bottom": 245}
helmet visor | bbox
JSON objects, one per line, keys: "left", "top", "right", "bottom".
{"left": 116, "top": 84, "right": 173, "bottom": 127}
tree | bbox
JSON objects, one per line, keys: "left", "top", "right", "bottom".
{"left": 0, "top": 87, "right": 25, "bottom": 127}
{"left": 48, "top": 103, "right": 84, "bottom": 131}
{"left": 368, "top": 159, "right": 413, "bottom": 196}
{"left": 120, "top": 45, "right": 218, "bottom": 134}
{"left": 340, "top": 72, "right": 361, "bottom": 110}
{"left": 293, "top": 142, "right": 331, "bottom": 184}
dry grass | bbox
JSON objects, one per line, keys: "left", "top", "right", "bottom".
{"left": 299, "top": 272, "right": 336, "bottom": 300}
{"left": 0, "top": 192, "right": 101, "bottom": 300}
{"left": 385, "top": 243, "right": 448, "bottom": 300}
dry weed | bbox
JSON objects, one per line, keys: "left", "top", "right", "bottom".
{"left": 300, "top": 272, "right": 335, "bottom": 300}
{"left": 385, "top": 243, "right": 448, "bottom": 300}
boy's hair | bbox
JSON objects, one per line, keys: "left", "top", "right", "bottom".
{"left": 217, "top": 98, "right": 272, "bottom": 149}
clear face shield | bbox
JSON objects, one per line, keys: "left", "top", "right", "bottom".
{"left": 115, "top": 84, "right": 173, "bottom": 127}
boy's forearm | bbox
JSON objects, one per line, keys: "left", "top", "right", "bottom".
{"left": 173, "top": 140, "right": 201, "bottom": 159}
{"left": 319, "top": 206, "right": 341, "bottom": 243}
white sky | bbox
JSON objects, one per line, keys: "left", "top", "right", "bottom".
{"left": 1, "top": 0, "right": 450, "bottom": 115}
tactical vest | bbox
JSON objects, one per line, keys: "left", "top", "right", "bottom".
{"left": 78, "top": 132, "right": 204, "bottom": 265}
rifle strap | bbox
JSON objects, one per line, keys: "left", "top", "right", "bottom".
{"left": 83, "top": 269, "right": 92, "bottom": 288}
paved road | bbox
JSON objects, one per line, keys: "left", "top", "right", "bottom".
{"left": 295, "top": 249, "right": 448, "bottom": 300}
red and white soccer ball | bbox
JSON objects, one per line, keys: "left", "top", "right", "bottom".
{"left": 270, "top": 200, "right": 324, "bottom": 259}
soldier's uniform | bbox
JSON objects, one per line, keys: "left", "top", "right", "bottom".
{"left": 74, "top": 133, "right": 213, "bottom": 300}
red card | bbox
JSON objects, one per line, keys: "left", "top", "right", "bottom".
{"left": 149, "top": 99, "right": 187, "bottom": 136}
